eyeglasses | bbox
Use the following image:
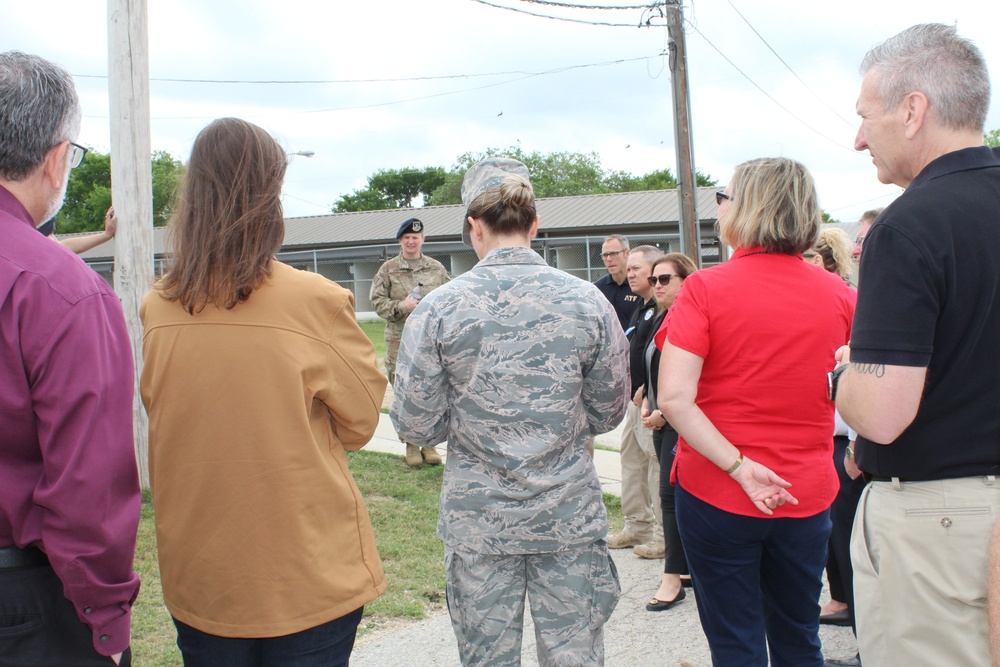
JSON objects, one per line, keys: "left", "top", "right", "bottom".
{"left": 67, "top": 142, "right": 88, "bottom": 169}
{"left": 854, "top": 236, "right": 865, "bottom": 248}
{"left": 715, "top": 191, "right": 733, "bottom": 205}
{"left": 802, "top": 251, "right": 818, "bottom": 259}
{"left": 601, "top": 250, "right": 625, "bottom": 259}
{"left": 648, "top": 274, "right": 679, "bottom": 286}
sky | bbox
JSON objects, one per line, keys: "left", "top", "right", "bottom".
{"left": 4, "top": 0, "right": 999, "bottom": 223}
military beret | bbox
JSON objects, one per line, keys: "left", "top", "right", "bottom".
{"left": 396, "top": 217, "right": 424, "bottom": 239}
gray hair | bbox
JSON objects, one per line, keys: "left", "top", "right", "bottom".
{"left": 859, "top": 208, "right": 884, "bottom": 225}
{"left": 628, "top": 245, "right": 662, "bottom": 264}
{"left": 861, "top": 23, "right": 990, "bottom": 133}
{"left": 0, "top": 51, "right": 81, "bottom": 181}
{"left": 603, "top": 234, "right": 630, "bottom": 251}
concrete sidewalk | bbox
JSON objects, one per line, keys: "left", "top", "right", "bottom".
{"left": 356, "top": 414, "right": 859, "bottom": 667}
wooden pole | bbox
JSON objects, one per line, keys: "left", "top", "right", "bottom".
{"left": 108, "top": 0, "right": 153, "bottom": 489}
{"left": 666, "top": 0, "right": 701, "bottom": 267}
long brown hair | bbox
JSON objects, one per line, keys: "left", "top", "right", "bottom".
{"left": 160, "top": 118, "right": 287, "bottom": 313}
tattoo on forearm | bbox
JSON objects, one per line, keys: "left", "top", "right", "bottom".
{"left": 850, "top": 362, "right": 886, "bottom": 378}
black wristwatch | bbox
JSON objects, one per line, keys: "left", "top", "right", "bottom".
{"left": 828, "top": 364, "right": 848, "bottom": 401}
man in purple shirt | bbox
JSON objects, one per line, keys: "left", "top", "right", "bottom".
{"left": 0, "top": 51, "right": 140, "bottom": 666}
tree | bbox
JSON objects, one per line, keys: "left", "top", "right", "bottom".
{"left": 56, "top": 148, "right": 183, "bottom": 233}
{"left": 339, "top": 147, "right": 718, "bottom": 211}
{"left": 333, "top": 166, "right": 446, "bottom": 212}
{"left": 985, "top": 129, "right": 1000, "bottom": 148}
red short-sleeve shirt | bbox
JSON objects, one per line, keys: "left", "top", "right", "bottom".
{"left": 656, "top": 248, "right": 856, "bottom": 517}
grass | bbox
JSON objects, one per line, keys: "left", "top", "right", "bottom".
{"left": 358, "top": 319, "right": 386, "bottom": 361}
{"left": 132, "top": 455, "right": 623, "bottom": 665}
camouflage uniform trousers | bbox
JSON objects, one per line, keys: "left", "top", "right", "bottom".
{"left": 444, "top": 540, "right": 620, "bottom": 667}
{"left": 384, "top": 336, "right": 401, "bottom": 385}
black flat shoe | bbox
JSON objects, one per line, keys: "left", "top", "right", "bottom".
{"left": 819, "top": 609, "right": 852, "bottom": 626}
{"left": 646, "top": 586, "right": 686, "bottom": 612}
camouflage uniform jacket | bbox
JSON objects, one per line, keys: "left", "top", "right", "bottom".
{"left": 369, "top": 253, "right": 450, "bottom": 343}
{"left": 390, "top": 246, "right": 629, "bottom": 554}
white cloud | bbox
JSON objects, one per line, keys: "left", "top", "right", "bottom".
{"left": 4, "top": 0, "right": 998, "bottom": 222}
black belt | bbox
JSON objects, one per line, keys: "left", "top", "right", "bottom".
{"left": 0, "top": 545, "right": 49, "bottom": 569}
{"left": 863, "top": 473, "right": 900, "bottom": 483}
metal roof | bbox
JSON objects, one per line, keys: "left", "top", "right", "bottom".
{"left": 72, "top": 186, "right": 721, "bottom": 261}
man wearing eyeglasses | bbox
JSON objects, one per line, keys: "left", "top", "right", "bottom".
{"left": 609, "top": 245, "right": 666, "bottom": 557}
{"left": 850, "top": 208, "right": 881, "bottom": 264}
{"left": 595, "top": 234, "right": 640, "bottom": 330}
{"left": 0, "top": 52, "right": 140, "bottom": 666}
{"left": 832, "top": 25, "right": 1000, "bottom": 667}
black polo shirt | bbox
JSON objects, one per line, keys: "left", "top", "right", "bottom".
{"left": 594, "top": 273, "right": 640, "bottom": 331}
{"left": 852, "top": 146, "right": 1000, "bottom": 480}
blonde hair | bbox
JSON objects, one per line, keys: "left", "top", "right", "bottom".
{"left": 813, "top": 227, "right": 854, "bottom": 282}
{"left": 466, "top": 174, "right": 536, "bottom": 236}
{"left": 720, "top": 157, "right": 821, "bottom": 254}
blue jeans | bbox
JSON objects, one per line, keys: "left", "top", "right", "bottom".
{"left": 173, "top": 607, "right": 363, "bottom": 667}
{"left": 676, "top": 485, "right": 829, "bottom": 667}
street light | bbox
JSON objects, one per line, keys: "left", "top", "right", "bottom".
{"left": 287, "top": 150, "right": 315, "bottom": 158}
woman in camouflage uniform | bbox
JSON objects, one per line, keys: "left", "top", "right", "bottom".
{"left": 391, "top": 158, "right": 628, "bottom": 666}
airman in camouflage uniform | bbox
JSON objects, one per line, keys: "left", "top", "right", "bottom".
{"left": 391, "top": 159, "right": 628, "bottom": 666}
{"left": 370, "top": 217, "right": 450, "bottom": 466}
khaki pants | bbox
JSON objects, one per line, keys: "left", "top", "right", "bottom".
{"left": 852, "top": 475, "right": 1000, "bottom": 667}
{"left": 618, "top": 402, "right": 662, "bottom": 539}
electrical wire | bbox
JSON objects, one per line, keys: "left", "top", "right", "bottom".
{"left": 470, "top": 0, "right": 643, "bottom": 27}
{"left": 517, "top": 0, "right": 656, "bottom": 9}
{"left": 74, "top": 55, "right": 658, "bottom": 86}
{"left": 147, "top": 55, "right": 663, "bottom": 121}
{"left": 686, "top": 22, "right": 855, "bottom": 153}
{"left": 724, "top": 0, "right": 855, "bottom": 128}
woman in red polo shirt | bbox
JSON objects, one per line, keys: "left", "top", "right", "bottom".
{"left": 657, "top": 157, "right": 856, "bottom": 667}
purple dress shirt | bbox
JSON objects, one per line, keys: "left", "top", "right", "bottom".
{"left": 0, "top": 184, "right": 140, "bottom": 656}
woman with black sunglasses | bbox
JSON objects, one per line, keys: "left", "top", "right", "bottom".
{"left": 640, "top": 252, "right": 698, "bottom": 612}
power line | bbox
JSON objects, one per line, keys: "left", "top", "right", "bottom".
{"left": 470, "top": 0, "right": 643, "bottom": 27}
{"left": 74, "top": 55, "right": 658, "bottom": 86}
{"left": 143, "top": 55, "right": 664, "bottom": 121}
{"left": 724, "top": 0, "right": 855, "bottom": 128}
{"left": 686, "top": 22, "right": 855, "bottom": 153}
{"left": 518, "top": 0, "right": 655, "bottom": 9}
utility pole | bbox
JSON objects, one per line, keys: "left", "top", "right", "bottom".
{"left": 665, "top": 0, "right": 701, "bottom": 267}
{"left": 108, "top": 0, "right": 154, "bottom": 489}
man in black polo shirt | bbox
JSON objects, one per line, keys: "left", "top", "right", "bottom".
{"left": 594, "top": 234, "right": 640, "bottom": 330}
{"left": 832, "top": 24, "right": 1000, "bottom": 667}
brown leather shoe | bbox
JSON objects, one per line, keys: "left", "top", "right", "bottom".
{"left": 421, "top": 447, "right": 443, "bottom": 465}
{"left": 405, "top": 443, "right": 424, "bottom": 468}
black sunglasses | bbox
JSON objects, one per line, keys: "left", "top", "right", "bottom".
{"left": 648, "top": 274, "right": 679, "bottom": 286}
{"left": 715, "top": 191, "right": 733, "bottom": 205}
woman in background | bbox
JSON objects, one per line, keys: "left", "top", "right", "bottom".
{"left": 658, "top": 158, "right": 856, "bottom": 667}
{"left": 641, "top": 252, "right": 698, "bottom": 612}
{"left": 391, "top": 157, "right": 627, "bottom": 666}
{"left": 804, "top": 227, "right": 854, "bottom": 284}
{"left": 141, "top": 118, "right": 387, "bottom": 667}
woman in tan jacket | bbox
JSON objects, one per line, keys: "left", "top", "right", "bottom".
{"left": 140, "top": 118, "right": 387, "bottom": 667}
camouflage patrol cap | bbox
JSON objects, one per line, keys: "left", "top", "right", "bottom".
{"left": 460, "top": 157, "right": 531, "bottom": 246}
